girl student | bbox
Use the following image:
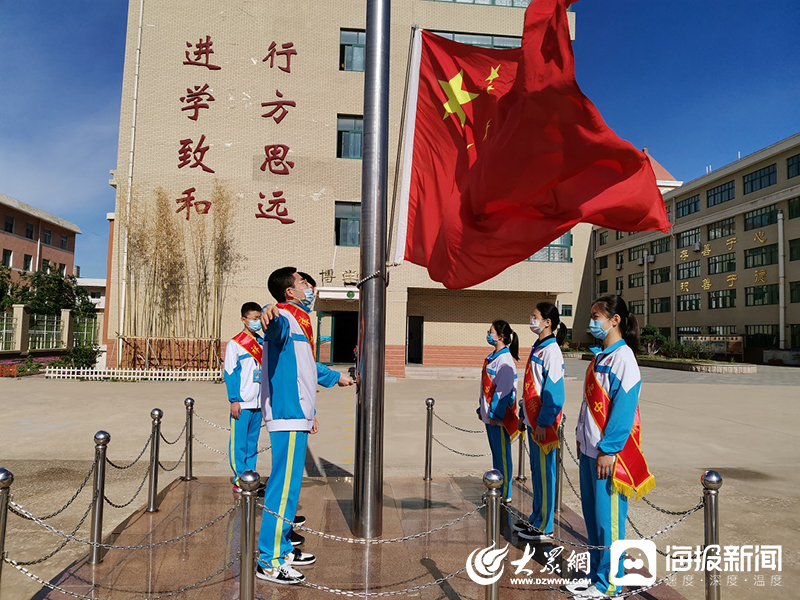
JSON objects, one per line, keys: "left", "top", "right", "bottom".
{"left": 476, "top": 319, "right": 520, "bottom": 503}
{"left": 568, "top": 295, "right": 655, "bottom": 600}
{"left": 512, "top": 302, "right": 566, "bottom": 543}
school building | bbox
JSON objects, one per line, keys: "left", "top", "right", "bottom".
{"left": 591, "top": 132, "right": 800, "bottom": 363}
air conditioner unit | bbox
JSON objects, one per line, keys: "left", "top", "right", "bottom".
{"left": 616, "top": 264, "right": 623, "bottom": 271}
{"left": 616, "top": 288, "right": 623, "bottom": 295}
{"left": 637, "top": 258, "right": 645, "bottom": 266}
{"left": 692, "top": 242, "right": 702, "bottom": 252}
{"left": 596, "top": 268, "right": 602, "bottom": 276}
{"left": 647, "top": 255, "right": 656, "bottom": 263}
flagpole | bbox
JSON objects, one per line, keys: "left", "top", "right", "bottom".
{"left": 354, "top": 0, "right": 390, "bottom": 538}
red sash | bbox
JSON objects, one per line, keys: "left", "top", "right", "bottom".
{"left": 523, "top": 351, "right": 562, "bottom": 454}
{"left": 584, "top": 357, "right": 655, "bottom": 500}
{"left": 481, "top": 358, "right": 520, "bottom": 441}
{"left": 232, "top": 331, "right": 263, "bottom": 364}
{"left": 277, "top": 302, "right": 316, "bottom": 357}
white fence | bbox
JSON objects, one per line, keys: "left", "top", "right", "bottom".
{"left": 0, "top": 314, "right": 15, "bottom": 351}
{"left": 44, "top": 367, "right": 223, "bottom": 382}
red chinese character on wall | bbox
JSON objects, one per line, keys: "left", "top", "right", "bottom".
{"left": 260, "top": 144, "right": 294, "bottom": 175}
{"left": 178, "top": 135, "right": 215, "bottom": 173}
{"left": 175, "top": 188, "right": 211, "bottom": 220}
{"left": 261, "top": 90, "right": 296, "bottom": 124}
{"left": 256, "top": 191, "right": 294, "bottom": 224}
{"left": 183, "top": 36, "right": 221, "bottom": 70}
{"left": 262, "top": 41, "right": 296, "bottom": 73}
{"left": 180, "top": 84, "right": 215, "bottom": 120}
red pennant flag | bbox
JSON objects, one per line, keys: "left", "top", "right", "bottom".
{"left": 400, "top": 0, "right": 670, "bottom": 289}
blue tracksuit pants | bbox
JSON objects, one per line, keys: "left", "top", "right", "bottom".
{"left": 579, "top": 452, "right": 627, "bottom": 595}
{"left": 228, "top": 408, "right": 262, "bottom": 485}
{"left": 258, "top": 430, "right": 308, "bottom": 568}
{"left": 527, "top": 426, "right": 557, "bottom": 534}
{"left": 485, "top": 424, "right": 513, "bottom": 501}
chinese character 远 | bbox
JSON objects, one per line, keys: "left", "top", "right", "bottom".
{"left": 263, "top": 41, "right": 296, "bottom": 73}
{"left": 178, "top": 135, "right": 215, "bottom": 173}
{"left": 260, "top": 144, "right": 294, "bottom": 175}
{"left": 701, "top": 243, "right": 712, "bottom": 257}
{"left": 680, "top": 281, "right": 689, "bottom": 293}
{"left": 725, "top": 236, "right": 737, "bottom": 251}
{"left": 754, "top": 230, "right": 767, "bottom": 244}
{"left": 180, "top": 84, "right": 215, "bottom": 120}
{"left": 754, "top": 269, "right": 767, "bottom": 284}
{"left": 183, "top": 36, "right": 221, "bottom": 70}
{"left": 539, "top": 546, "right": 563, "bottom": 574}
{"left": 256, "top": 191, "right": 294, "bottom": 224}
{"left": 679, "top": 249, "right": 689, "bottom": 262}
{"left": 702, "top": 278, "right": 712, "bottom": 291}
{"left": 319, "top": 269, "right": 334, "bottom": 285}
{"left": 261, "top": 90, "right": 296, "bottom": 124}
{"left": 175, "top": 188, "right": 211, "bottom": 220}
{"left": 510, "top": 544, "right": 536, "bottom": 576}
{"left": 726, "top": 274, "right": 738, "bottom": 287}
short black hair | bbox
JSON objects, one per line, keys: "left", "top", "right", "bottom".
{"left": 298, "top": 271, "right": 316, "bottom": 288}
{"left": 241, "top": 302, "right": 262, "bottom": 317}
{"left": 268, "top": 267, "right": 297, "bottom": 303}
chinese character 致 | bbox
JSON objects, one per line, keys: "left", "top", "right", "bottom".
{"left": 180, "top": 84, "right": 215, "bottom": 120}
{"left": 754, "top": 230, "right": 767, "bottom": 244}
{"left": 701, "top": 243, "right": 712, "bottom": 257}
{"left": 178, "top": 135, "right": 215, "bottom": 173}
{"left": 540, "top": 546, "right": 563, "bottom": 574}
{"left": 754, "top": 269, "right": 767, "bottom": 283}
{"left": 680, "top": 281, "right": 689, "bottom": 293}
{"left": 679, "top": 249, "right": 689, "bottom": 262}
{"left": 319, "top": 269, "right": 334, "bottom": 285}
{"left": 260, "top": 144, "right": 294, "bottom": 175}
{"left": 183, "top": 35, "right": 221, "bottom": 70}
{"left": 510, "top": 544, "right": 536, "bottom": 576}
{"left": 566, "top": 550, "right": 590, "bottom": 574}
{"left": 702, "top": 278, "right": 712, "bottom": 291}
{"left": 261, "top": 90, "right": 296, "bottom": 124}
{"left": 256, "top": 191, "right": 294, "bottom": 224}
{"left": 725, "top": 236, "right": 737, "bottom": 251}
{"left": 727, "top": 274, "right": 738, "bottom": 287}
{"left": 342, "top": 270, "right": 359, "bottom": 285}
{"left": 175, "top": 188, "right": 211, "bottom": 220}
{"left": 263, "top": 41, "right": 296, "bottom": 73}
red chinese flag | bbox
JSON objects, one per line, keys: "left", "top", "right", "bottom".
{"left": 402, "top": 0, "right": 670, "bottom": 289}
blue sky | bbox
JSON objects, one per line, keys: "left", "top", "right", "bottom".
{"left": 1, "top": 1, "right": 798, "bottom": 278}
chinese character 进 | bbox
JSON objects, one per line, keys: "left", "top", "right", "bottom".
{"left": 261, "top": 90, "right": 296, "bottom": 124}
{"left": 260, "top": 144, "right": 294, "bottom": 175}
{"left": 319, "top": 269, "right": 334, "bottom": 285}
{"left": 680, "top": 281, "right": 689, "bottom": 293}
{"left": 727, "top": 274, "right": 738, "bottom": 287}
{"left": 342, "top": 270, "right": 359, "bottom": 286}
{"left": 175, "top": 188, "right": 211, "bottom": 220}
{"left": 539, "top": 546, "right": 563, "bottom": 574}
{"left": 180, "top": 84, "right": 215, "bottom": 120}
{"left": 679, "top": 249, "right": 689, "bottom": 262}
{"left": 725, "top": 236, "right": 737, "bottom": 251}
{"left": 754, "top": 230, "right": 767, "bottom": 244}
{"left": 701, "top": 243, "right": 712, "bottom": 257}
{"left": 178, "top": 135, "right": 214, "bottom": 172}
{"left": 263, "top": 41, "right": 296, "bottom": 73}
{"left": 510, "top": 544, "right": 536, "bottom": 576}
{"left": 702, "top": 278, "right": 712, "bottom": 291}
{"left": 183, "top": 35, "right": 221, "bottom": 70}
{"left": 256, "top": 191, "right": 294, "bottom": 224}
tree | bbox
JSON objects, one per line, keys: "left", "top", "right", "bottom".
{"left": 0, "top": 270, "right": 96, "bottom": 317}
{"left": 640, "top": 324, "right": 667, "bottom": 355}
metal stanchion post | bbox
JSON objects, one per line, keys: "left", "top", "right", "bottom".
{"left": 147, "top": 409, "right": 163, "bottom": 513}
{"left": 702, "top": 470, "right": 722, "bottom": 600}
{"left": 424, "top": 398, "right": 434, "bottom": 481}
{"left": 515, "top": 432, "right": 527, "bottom": 482}
{"left": 88, "top": 431, "right": 110, "bottom": 564}
{"left": 0, "top": 468, "right": 13, "bottom": 586}
{"left": 239, "top": 470, "right": 260, "bottom": 600}
{"left": 483, "top": 469, "right": 503, "bottom": 600}
{"left": 555, "top": 417, "right": 565, "bottom": 513}
{"left": 182, "top": 398, "right": 196, "bottom": 481}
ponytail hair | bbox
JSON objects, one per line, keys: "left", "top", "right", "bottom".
{"left": 592, "top": 295, "right": 640, "bottom": 353}
{"left": 492, "top": 319, "right": 519, "bottom": 361}
{"left": 536, "top": 302, "right": 568, "bottom": 346}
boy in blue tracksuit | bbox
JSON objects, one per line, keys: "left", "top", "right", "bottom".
{"left": 256, "top": 267, "right": 354, "bottom": 586}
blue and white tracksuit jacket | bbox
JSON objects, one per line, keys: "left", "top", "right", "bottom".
{"left": 575, "top": 339, "right": 642, "bottom": 595}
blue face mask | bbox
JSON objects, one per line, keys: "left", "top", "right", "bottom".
{"left": 486, "top": 333, "right": 497, "bottom": 346}
{"left": 589, "top": 318, "right": 610, "bottom": 340}
{"left": 293, "top": 287, "right": 315, "bottom": 309}
{"left": 247, "top": 320, "right": 262, "bottom": 333}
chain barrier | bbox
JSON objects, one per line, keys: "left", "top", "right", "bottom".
{"left": 257, "top": 444, "right": 271, "bottom": 454}
{"left": 158, "top": 445, "right": 187, "bottom": 472}
{"left": 104, "top": 468, "right": 150, "bottom": 509}
{"left": 193, "top": 435, "right": 227, "bottom": 455}
{"left": 159, "top": 417, "right": 188, "bottom": 445}
{"left": 257, "top": 500, "right": 485, "bottom": 545}
{"left": 432, "top": 436, "right": 490, "bottom": 458}
{"left": 8, "top": 500, "right": 237, "bottom": 550}
{"left": 19, "top": 461, "right": 95, "bottom": 521}
{"left": 195, "top": 412, "right": 267, "bottom": 432}
{"left": 3, "top": 553, "right": 239, "bottom": 600}
{"left": 533, "top": 561, "right": 682, "bottom": 600}
{"left": 302, "top": 567, "right": 467, "bottom": 597}
{"left": 432, "top": 410, "right": 484, "bottom": 434}
{"left": 106, "top": 433, "right": 152, "bottom": 470}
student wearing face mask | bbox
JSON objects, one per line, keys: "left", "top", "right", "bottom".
{"left": 512, "top": 302, "right": 566, "bottom": 543}
{"left": 476, "top": 319, "right": 520, "bottom": 503}
{"left": 567, "top": 295, "right": 655, "bottom": 600}
{"left": 224, "top": 302, "right": 266, "bottom": 493}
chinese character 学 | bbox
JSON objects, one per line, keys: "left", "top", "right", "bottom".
{"left": 753, "top": 230, "right": 767, "bottom": 244}
{"left": 180, "top": 84, "right": 215, "bottom": 120}
{"left": 261, "top": 90, "right": 296, "bottom": 124}
{"left": 260, "top": 144, "right": 294, "bottom": 175}
{"left": 702, "top": 278, "right": 712, "bottom": 291}
{"left": 175, "top": 188, "right": 211, "bottom": 220}
{"left": 342, "top": 270, "right": 359, "bottom": 285}
{"left": 178, "top": 135, "right": 214, "bottom": 173}
{"left": 263, "top": 41, "right": 296, "bottom": 73}
{"left": 754, "top": 269, "right": 767, "bottom": 283}
{"left": 256, "top": 191, "right": 294, "bottom": 225}
{"left": 183, "top": 35, "right": 221, "bottom": 70}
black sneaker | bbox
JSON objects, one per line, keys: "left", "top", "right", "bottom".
{"left": 256, "top": 563, "right": 305, "bottom": 585}
{"left": 516, "top": 522, "right": 553, "bottom": 542}
{"left": 290, "top": 529, "right": 305, "bottom": 547}
{"left": 511, "top": 520, "right": 531, "bottom": 533}
{"left": 287, "top": 548, "right": 316, "bottom": 566}
{"left": 293, "top": 514, "right": 306, "bottom": 527}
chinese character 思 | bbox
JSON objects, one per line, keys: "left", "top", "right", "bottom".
{"left": 175, "top": 188, "right": 211, "bottom": 220}
{"left": 180, "top": 84, "right": 215, "bottom": 121}
{"left": 263, "top": 41, "right": 296, "bottom": 73}
{"left": 256, "top": 191, "right": 294, "bottom": 224}
{"left": 260, "top": 144, "right": 295, "bottom": 175}
{"left": 178, "top": 135, "right": 215, "bottom": 173}
{"left": 183, "top": 35, "right": 221, "bottom": 70}
{"left": 261, "top": 90, "right": 296, "bottom": 124}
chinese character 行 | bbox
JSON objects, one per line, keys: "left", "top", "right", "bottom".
{"left": 183, "top": 35, "right": 221, "bottom": 70}
{"left": 260, "top": 144, "right": 294, "bottom": 175}
{"left": 754, "top": 230, "right": 767, "bottom": 244}
{"left": 754, "top": 269, "right": 767, "bottom": 283}
{"left": 256, "top": 191, "right": 294, "bottom": 224}
{"left": 178, "top": 135, "right": 215, "bottom": 172}
{"left": 261, "top": 90, "right": 296, "bottom": 124}
{"left": 727, "top": 274, "right": 738, "bottom": 287}
{"left": 510, "top": 544, "right": 536, "bottom": 576}
{"left": 702, "top": 278, "right": 712, "bottom": 291}
{"left": 263, "top": 41, "right": 296, "bottom": 73}
{"left": 175, "top": 188, "right": 211, "bottom": 220}
{"left": 180, "top": 84, "right": 215, "bottom": 120}
{"left": 725, "top": 236, "right": 737, "bottom": 251}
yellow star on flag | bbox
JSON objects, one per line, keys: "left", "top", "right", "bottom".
{"left": 486, "top": 64, "right": 501, "bottom": 91}
{"left": 438, "top": 70, "right": 479, "bottom": 128}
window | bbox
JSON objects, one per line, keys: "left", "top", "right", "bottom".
{"left": 708, "top": 252, "right": 735, "bottom": 275}
{"left": 745, "top": 325, "right": 778, "bottom": 348}
{"left": 708, "top": 289, "right": 736, "bottom": 309}
{"left": 615, "top": 231, "right": 624, "bottom": 240}
{"left": 598, "top": 231, "right": 608, "bottom": 246}
{"left": 792, "top": 281, "right": 800, "bottom": 303}
{"left": 428, "top": 0, "right": 532, "bottom": 7}
{"left": 789, "top": 238, "right": 800, "bottom": 261}
{"left": 527, "top": 232, "right": 571, "bottom": 262}
{"left": 628, "top": 272, "right": 644, "bottom": 288}
{"left": 335, "top": 202, "right": 361, "bottom": 247}
{"left": 659, "top": 327, "right": 671, "bottom": 340}
{"left": 650, "top": 266, "right": 671, "bottom": 285}
{"left": 676, "top": 195, "right": 699, "bottom": 218}
{"left": 676, "top": 229, "right": 700, "bottom": 249}
{"left": 25, "top": 223, "right": 34, "bottom": 239}
{"left": 789, "top": 153, "right": 800, "bottom": 179}
{"left": 23, "top": 254, "right": 32, "bottom": 271}
{"left": 337, "top": 115, "right": 363, "bottom": 159}
{"left": 650, "top": 297, "right": 671, "bottom": 313}
{"left": 4, "top": 216, "right": 13, "bottom": 234}
{"left": 628, "top": 244, "right": 646, "bottom": 261}
{"left": 60, "top": 234, "right": 68, "bottom": 250}
{"left": 432, "top": 30, "right": 522, "bottom": 49}
{"left": 598, "top": 255, "right": 608, "bottom": 269}
{"left": 58, "top": 263, "right": 66, "bottom": 277}
{"left": 650, "top": 237, "right": 670, "bottom": 255}
{"left": 615, "top": 251, "right": 624, "bottom": 266}
{"left": 340, "top": 30, "right": 366, "bottom": 72}
{"left": 708, "top": 217, "right": 735, "bottom": 240}
{"left": 744, "top": 206, "right": 778, "bottom": 231}
{"left": 598, "top": 279, "right": 608, "bottom": 294}
{"left": 706, "top": 180, "right": 735, "bottom": 207}
{"left": 743, "top": 164, "right": 777, "bottom": 194}
{"left": 677, "top": 326, "right": 701, "bottom": 336}
{"left": 41, "top": 259, "right": 50, "bottom": 274}
{"left": 561, "top": 304, "right": 573, "bottom": 317}
{"left": 43, "top": 229, "right": 52, "bottom": 245}
{"left": 678, "top": 260, "right": 700, "bottom": 280}
{"left": 792, "top": 325, "right": 800, "bottom": 349}
{"left": 1, "top": 249, "right": 10, "bottom": 267}
{"left": 746, "top": 284, "right": 779, "bottom": 306}
{"left": 628, "top": 300, "right": 644, "bottom": 315}
{"left": 615, "top": 276, "right": 623, "bottom": 292}
{"left": 744, "top": 244, "right": 778, "bottom": 268}
{"left": 790, "top": 197, "right": 800, "bottom": 219}
{"left": 708, "top": 325, "right": 736, "bottom": 335}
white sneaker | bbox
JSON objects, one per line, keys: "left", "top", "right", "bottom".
{"left": 572, "top": 585, "right": 619, "bottom": 599}
{"left": 286, "top": 548, "right": 316, "bottom": 566}
{"left": 256, "top": 563, "right": 305, "bottom": 585}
